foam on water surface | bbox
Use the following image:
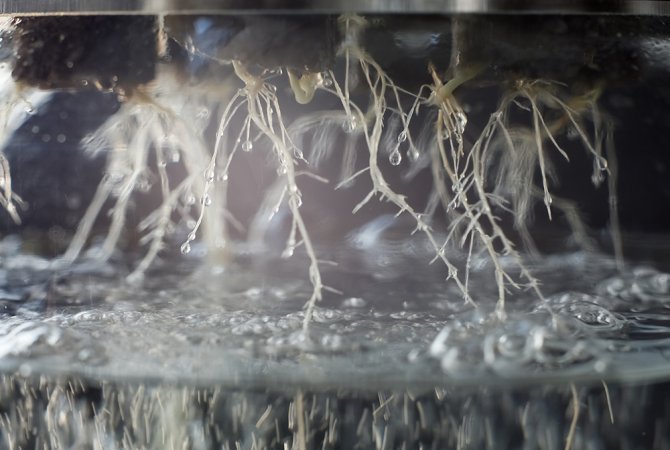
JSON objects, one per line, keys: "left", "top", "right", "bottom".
{"left": 1, "top": 231, "right": 670, "bottom": 390}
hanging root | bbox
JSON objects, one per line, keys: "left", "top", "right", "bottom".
{"left": 57, "top": 12, "right": 623, "bottom": 328}
{"left": 0, "top": 75, "right": 34, "bottom": 225}
{"left": 322, "top": 16, "right": 477, "bottom": 309}
{"left": 320, "top": 16, "right": 619, "bottom": 319}
{"left": 63, "top": 71, "right": 230, "bottom": 281}
{"left": 489, "top": 81, "right": 620, "bottom": 261}
{"left": 0, "top": 152, "right": 21, "bottom": 225}
{"left": 219, "top": 60, "right": 328, "bottom": 333}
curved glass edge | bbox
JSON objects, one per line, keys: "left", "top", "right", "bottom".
{"left": 1, "top": 0, "right": 670, "bottom": 16}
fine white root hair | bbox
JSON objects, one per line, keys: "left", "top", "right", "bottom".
{"left": 63, "top": 69, "right": 231, "bottom": 281}
{"left": 0, "top": 66, "right": 50, "bottom": 224}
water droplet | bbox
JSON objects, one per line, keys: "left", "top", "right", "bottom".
{"left": 440, "top": 129, "right": 451, "bottom": 141}
{"left": 596, "top": 156, "right": 608, "bottom": 171}
{"left": 186, "top": 195, "right": 196, "bottom": 205}
{"left": 294, "top": 147, "right": 304, "bottom": 159}
{"left": 196, "top": 107, "right": 209, "bottom": 119}
{"left": 241, "top": 140, "right": 253, "bottom": 152}
{"left": 56, "top": 134, "right": 66, "bottom": 143}
{"left": 389, "top": 147, "right": 402, "bottom": 166}
{"left": 281, "top": 247, "right": 294, "bottom": 259}
{"left": 397, "top": 130, "right": 408, "bottom": 143}
{"left": 205, "top": 170, "right": 215, "bottom": 182}
{"left": 137, "top": 180, "right": 152, "bottom": 192}
{"left": 170, "top": 151, "right": 181, "bottom": 163}
{"left": 24, "top": 106, "right": 34, "bottom": 115}
{"left": 203, "top": 195, "right": 212, "bottom": 206}
{"left": 456, "top": 111, "right": 467, "bottom": 133}
{"left": 322, "top": 74, "right": 333, "bottom": 87}
{"left": 448, "top": 266, "right": 458, "bottom": 278}
{"left": 407, "top": 147, "right": 419, "bottom": 162}
{"left": 342, "top": 116, "right": 357, "bottom": 133}
{"left": 180, "top": 243, "right": 191, "bottom": 254}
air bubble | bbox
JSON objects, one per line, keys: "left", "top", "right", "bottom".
{"left": 397, "top": 130, "right": 408, "bottom": 143}
{"left": 342, "top": 297, "right": 366, "bottom": 308}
